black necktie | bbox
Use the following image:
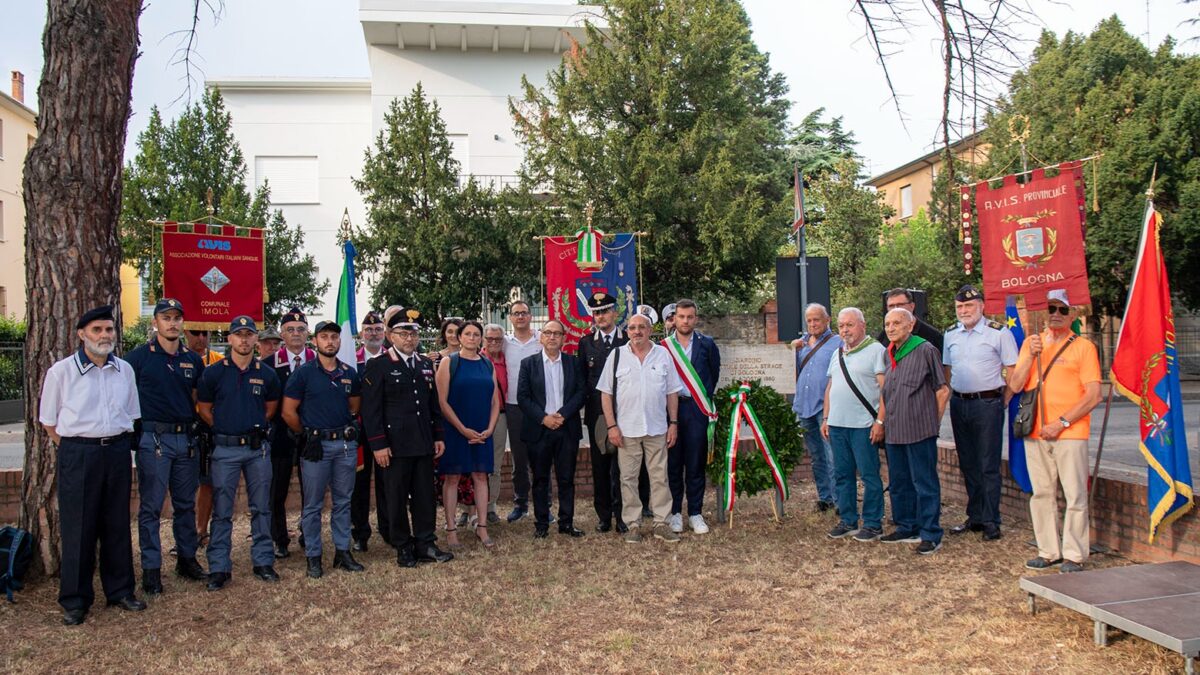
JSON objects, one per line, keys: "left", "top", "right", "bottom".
{"left": 406, "top": 355, "right": 414, "bottom": 370}
{"left": 604, "top": 334, "right": 612, "bottom": 348}
{"left": 292, "top": 355, "right": 301, "bottom": 370}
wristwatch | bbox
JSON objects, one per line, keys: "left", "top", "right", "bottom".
{"left": 1059, "top": 416, "right": 1071, "bottom": 428}
{"left": 668, "top": 420, "right": 678, "bottom": 425}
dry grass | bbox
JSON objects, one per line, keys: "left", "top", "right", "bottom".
{"left": 0, "top": 481, "right": 1186, "bottom": 674}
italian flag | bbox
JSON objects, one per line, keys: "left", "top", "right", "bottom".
{"left": 336, "top": 239, "right": 358, "bottom": 370}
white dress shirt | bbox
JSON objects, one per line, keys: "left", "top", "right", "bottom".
{"left": 285, "top": 347, "right": 310, "bottom": 373}
{"left": 542, "top": 351, "right": 565, "bottom": 415}
{"left": 39, "top": 349, "right": 140, "bottom": 438}
{"left": 503, "top": 330, "right": 541, "bottom": 405}
{"left": 595, "top": 343, "right": 683, "bottom": 437}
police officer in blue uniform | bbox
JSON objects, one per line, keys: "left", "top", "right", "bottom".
{"left": 943, "top": 285, "right": 1018, "bottom": 540}
{"left": 281, "top": 320, "right": 366, "bottom": 579}
{"left": 268, "top": 306, "right": 314, "bottom": 558}
{"left": 196, "top": 316, "right": 282, "bottom": 591}
{"left": 124, "top": 298, "right": 208, "bottom": 594}
{"left": 361, "top": 308, "right": 454, "bottom": 567}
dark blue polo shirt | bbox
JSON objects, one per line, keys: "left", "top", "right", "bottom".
{"left": 197, "top": 357, "right": 281, "bottom": 435}
{"left": 124, "top": 337, "right": 206, "bottom": 424}
{"left": 283, "top": 359, "right": 361, "bottom": 430}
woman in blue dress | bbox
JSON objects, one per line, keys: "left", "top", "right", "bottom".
{"left": 436, "top": 320, "right": 501, "bottom": 548}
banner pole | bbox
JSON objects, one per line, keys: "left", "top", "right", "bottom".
{"left": 1088, "top": 381, "right": 1115, "bottom": 510}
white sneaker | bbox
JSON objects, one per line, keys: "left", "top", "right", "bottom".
{"left": 668, "top": 513, "right": 684, "bottom": 533}
{"left": 689, "top": 514, "right": 710, "bottom": 534}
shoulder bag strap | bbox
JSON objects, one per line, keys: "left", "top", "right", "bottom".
{"left": 610, "top": 347, "right": 620, "bottom": 424}
{"left": 798, "top": 333, "right": 834, "bottom": 376}
{"left": 1039, "top": 335, "right": 1077, "bottom": 381}
{"left": 838, "top": 349, "right": 878, "bottom": 420}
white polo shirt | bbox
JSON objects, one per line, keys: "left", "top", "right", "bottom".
{"left": 595, "top": 343, "right": 683, "bottom": 438}
{"left": 39, "top": 348, "right": 140, "bottom": 438}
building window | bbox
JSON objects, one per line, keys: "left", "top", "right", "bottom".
{"left": 254, "top": 156, "right": 319, "bottom": 204}
{"left": 0, "top": 118, "right": 4, "bottom": 158}
{"left": 0, "top": 287, "right": 7, "bottom": 318}
{"left": 0, "top": 199, "right": 4, "bottom": 240}
{"left": 900, "top": 184, "right": 913, "bottom": 219}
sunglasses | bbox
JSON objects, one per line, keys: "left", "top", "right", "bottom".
{"left": 1047, "top": 305, "right": 1071, "bottom": 316}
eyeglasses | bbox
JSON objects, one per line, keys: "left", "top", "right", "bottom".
{"left": 484, "top": 336, "right": 503, "bottom": 342}
{"left": 1047, "top": 305, "right": 1071, "bottom": 316}
{"left": 510, "top": 311, "right": 531, "bottom": 317}
{"left": 542, "top": 330, "right": 564, "bottom": 337}
{"left": 282, "top": 326, "right": 307, "bottom": 334}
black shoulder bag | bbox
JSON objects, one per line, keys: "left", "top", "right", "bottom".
{"left": 1012, "top": 335, "right": 1076, "bottom": 438}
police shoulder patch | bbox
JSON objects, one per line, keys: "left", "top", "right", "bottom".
{"left": 945, "top": 323, "right": 959, "bottom": 333}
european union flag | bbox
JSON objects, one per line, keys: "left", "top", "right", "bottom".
{"left": 1005, "top": 297, "right": 1033, "bottom": 493}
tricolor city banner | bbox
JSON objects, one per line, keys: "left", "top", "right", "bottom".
{"left": 965, "top": 162, "right": 1091, "bottom": 314}
{"left": 161, "top": 223, "right": 267, "bottom": 329}
{"left": 545, "top": 232, "right": 638, "bottom": 353}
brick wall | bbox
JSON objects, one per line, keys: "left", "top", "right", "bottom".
{"left": 2, "top": 442, "right": 1196, "bottom": 564}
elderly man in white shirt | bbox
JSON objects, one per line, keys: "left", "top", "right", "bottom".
{"left": 598, "top": 313, "right": 683, "bottom": 543}
{"left": 39, "top": 305, "right": 145, "bottom": 625}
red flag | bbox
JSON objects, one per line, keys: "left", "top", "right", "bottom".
{"left": 1110, "top": 203, "right": 1194, "bottom": 541}
{"left": 792, "top": 167, "right": 805, "bottom": 233}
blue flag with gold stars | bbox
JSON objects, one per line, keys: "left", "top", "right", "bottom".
{"left": 1006, "top": 297, "right": 1032, "bottom": 493}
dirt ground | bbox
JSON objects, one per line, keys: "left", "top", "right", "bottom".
{"left": 0, "top": 481, "right": 1187, "bottom": 674}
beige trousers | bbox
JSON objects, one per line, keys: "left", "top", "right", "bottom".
{"left": 619, "top": 434, "right": 672, "bottom": 527}
{"left": 488, "top": 412, "right": 509, "bottom": 513}
{"left": 1027, "top": 437, "right": 1090, "bottom": 563}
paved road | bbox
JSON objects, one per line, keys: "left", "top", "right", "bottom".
{"left": 3, "top": 400, "right": 1196, "bottom": 485}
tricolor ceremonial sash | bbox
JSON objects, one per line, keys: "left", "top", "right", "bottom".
{"left": 662, "top": 335, "right": 718, "bottom": 454}
{"left": 722, "top": 382, "right": 789, "bottom": 512}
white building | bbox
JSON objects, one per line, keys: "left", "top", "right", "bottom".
{"left": 211, "top": 1, "right": 602, "bottom": 323}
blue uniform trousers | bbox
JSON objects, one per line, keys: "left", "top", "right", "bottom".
{"left": 300, "top": 439, "right": 356, "bottom": 557}
{"left": 668, "top": 400, "right": 710, "bottom": 516}
{"left": 949, "top": 396, "right": 1005, "bottom": 527}
{"left": 207, "top": 443, "right": 274, "bottom": 573}
{"left": 136, "top": 431, "right": 200, "bottom": 569}
{"left": 57, "top": 434, "right": 136, "bottom": 611}
{"left": 885, "top": 437, "right": 943, "bottom": 544}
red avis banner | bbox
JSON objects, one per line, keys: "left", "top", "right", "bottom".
{"left": 964, "top": 162, "right": 1091, "bottom": 314}
{"left": 161, "top": 223, "right": 266, "bottom": 329}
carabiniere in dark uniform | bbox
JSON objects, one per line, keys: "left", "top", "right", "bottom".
{"left": 361, "top": 307, "right": 454, "bottom": 568}
{"left": 123, "top": 298, "right": 208, "bottom": 594}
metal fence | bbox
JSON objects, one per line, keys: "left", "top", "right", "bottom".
{"left": 0, "top": 342, "right": 24, "bottom": 401}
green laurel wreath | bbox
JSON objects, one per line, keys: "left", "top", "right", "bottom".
{"left": 704, "top": 380, "right": 804, "bottom": 498}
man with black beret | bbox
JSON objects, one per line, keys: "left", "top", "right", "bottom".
{"left": 124, "top": 298, "right": 208, "bottom": 596}
{"left": 943, "top": 285, "right": 1017, "bottom": 541}
{"left": 361, "top": 308, "right": 454, "bottom": 567}
{"left": 40, "top": 305, "right": 145, "bottom": 625}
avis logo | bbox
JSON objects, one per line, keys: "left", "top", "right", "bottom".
{"left": 197, "top": 239, "right": 231, "bottom": 251}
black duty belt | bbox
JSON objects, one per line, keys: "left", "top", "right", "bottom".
{"left": 143, "top": 421, "right": 189, "bottom": 434}
{"left": 952, "top": 388, "right": 1004, "bottom": 400}
{"left": 309, "top": 427, "right": 353, "bottom": 441}
{"left": 214, "top": 433, "right": 254, "bottom": 447}
{"left": 63, "top": 432, "right": 132, "bottom": 447}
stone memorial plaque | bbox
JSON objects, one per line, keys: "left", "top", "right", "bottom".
{"left": 716, "top": 342, "right": 795, "bottom": 395}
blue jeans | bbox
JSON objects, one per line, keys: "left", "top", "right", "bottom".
{"left": 668, "top": 400, "right": 709, "bottom": 516}
{"left": 829, "top": 426, "right": 884, "bottom": 530}
{"left": 798, "top": 413, "right": 835, "bottom": 503}
{"left": 300, "top": 439, "right": 356, "bottom": 557}
{"left": 207, "top": 443, "right": 275, "bottom": 574}
{"left": 885, "top": 437, "right": 943, "bottom": 543}
{"left": 136, "top": 430, "right": 200, "bottom": 569}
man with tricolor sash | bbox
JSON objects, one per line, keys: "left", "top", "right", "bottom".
{"left": 662, "top": 299, "right": 720, "bottom": 535}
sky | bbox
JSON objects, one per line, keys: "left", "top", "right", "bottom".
{"left": 2, "top": 1, "right": 1197, "bottom": 177}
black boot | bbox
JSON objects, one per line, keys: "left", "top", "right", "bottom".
{"left": 333, "top": 550, "right": 364, "bottom": 572}
{"left": 396, "top": 546, "right": 417, "bottom": 568}
{"left": 141, "top": 568, "right": 163, "bottom": 595}
{"left": 175, "top": 556, "right": 206, "bottom": 581}
{"left": 306, "top": 556, "right": 323, "bottom": 579}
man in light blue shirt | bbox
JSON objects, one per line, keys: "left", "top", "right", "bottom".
{"left": 821, "top": 307, "right": 887, "bottom": 541}
{"left": 791, "top": 303, "right": 842, "bottom": 511}
{"left": 943, "top": 285, "right": 1018, "bottom": 541}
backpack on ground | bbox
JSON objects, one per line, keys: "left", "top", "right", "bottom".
{"left": 0, "top": 525, "right": 34, "bottom": 602}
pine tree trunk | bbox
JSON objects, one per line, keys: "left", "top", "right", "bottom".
{"left": 20, "top": 0, "right": 141, "bottom": 577}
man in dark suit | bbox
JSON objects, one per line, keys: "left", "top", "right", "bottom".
{"left": 360, "top": 307, "right": 454, "bottom": 567}
{"left": 517, "top": 320, "right": 586, "bottom": 539}
{"left": 267, "top": 307, "right": 315, "bottom": 559}
{"left": 663, "top": 299, "right": 721, "bottom": 535}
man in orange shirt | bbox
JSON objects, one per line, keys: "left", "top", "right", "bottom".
{"left": 1006, "top": 290, "right": 1101, "bottom": 573}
